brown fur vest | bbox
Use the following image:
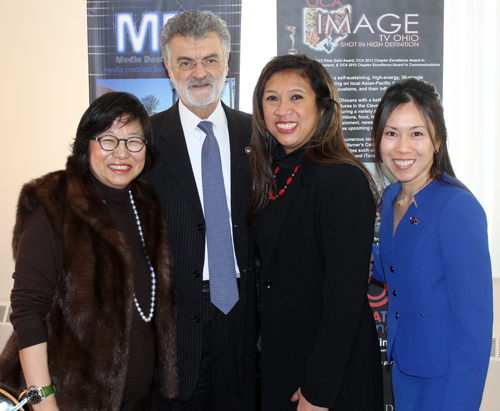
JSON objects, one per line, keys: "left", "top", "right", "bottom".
{"left": 0, "top": 156, "right": 178, "bottom": 410}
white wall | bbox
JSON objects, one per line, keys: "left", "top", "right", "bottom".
{"left": 0, "top": 0, "right": 88, "bottom": 298}
{"left": 442, "top": 0, "right": 500, "bottom": 279}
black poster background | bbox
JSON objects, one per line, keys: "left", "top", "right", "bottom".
{"left": 278, "top": 1, "right": 444, "bottom": 408}
{"left": 277, "top": 0, "right": 444, "bottom": 165}
{"left": 87, "top": 0, "right": 242, "bottom": 111}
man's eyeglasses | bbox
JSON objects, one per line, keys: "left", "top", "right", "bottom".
{"left": 92, "top": 136, "right": 147, "bottom": 153}
{"left": 171, "top": 58, "right": 225, "bottom": 72}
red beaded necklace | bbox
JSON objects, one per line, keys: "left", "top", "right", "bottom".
{"left": 268, "top": 165, "right": 300, "bottom": 201}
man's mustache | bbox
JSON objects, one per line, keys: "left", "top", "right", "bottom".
{"left": 186, "top": 76, "right": 214, "bottom": 88}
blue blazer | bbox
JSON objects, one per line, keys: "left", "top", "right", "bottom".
{"left": 372, "top": 173, "right": 493, "bottom": 409}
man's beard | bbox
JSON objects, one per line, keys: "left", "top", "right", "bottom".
{"left": 172, "top": 71, "right": 227, "bottom": 108}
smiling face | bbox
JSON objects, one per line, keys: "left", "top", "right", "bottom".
{"left": 89, "top": 119, "right": 146, "bottom": 190}
{"left": 380, "top": 102, "right": 438, "bottom": 191}
{"left": 262, "top": 71, "right": 321, "bottom": 154}
{"left": 165, "top": 32, "right": 229, "bottom": 119}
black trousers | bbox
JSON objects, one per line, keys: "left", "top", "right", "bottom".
{"left": 158, "top": 289, "right": 242, "bottom": 411}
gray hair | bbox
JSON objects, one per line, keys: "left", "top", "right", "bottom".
{"left": 160, "top": 10, "right": 231, "bottom": 64}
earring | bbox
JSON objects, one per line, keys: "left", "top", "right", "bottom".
{"left": 435, "top": 148, "right": 440, "bottom": 153}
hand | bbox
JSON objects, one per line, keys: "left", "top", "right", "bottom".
{"left": 291, "top": 387, "right": 328, "bottom": 411}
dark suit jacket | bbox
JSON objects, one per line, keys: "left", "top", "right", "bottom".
{"left": 249, "top": 160, "right": 383, "bottom": 410}
{"left": 141, "top": 101, "right": 252, "bottom": 402}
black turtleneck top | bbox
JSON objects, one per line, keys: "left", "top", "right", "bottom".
{"left": 10, "top": 174, "right": 155, "bottom": 402}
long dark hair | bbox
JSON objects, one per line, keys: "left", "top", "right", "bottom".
{"left": 248, "top": 53, "right": 377, "bottom": 219}
{"left": 372, "top": 78, "right": 456, "bottom": 185}
{"left": 72, "top": 92, "right": 156, "bottom": 176}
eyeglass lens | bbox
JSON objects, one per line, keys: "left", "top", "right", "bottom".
{"left": 176, "top": 58, "right": 222, "bottom": 71}
{"left": 99, "top": 136, "right": 145, "bottom": 152}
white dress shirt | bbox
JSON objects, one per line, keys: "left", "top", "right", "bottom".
{"left": 178, "top": 99, "right": 239, "bottom": 280}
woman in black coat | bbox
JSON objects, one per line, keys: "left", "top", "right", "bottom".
{"left": 247, "top": 54, "right": 383, "bottom": 410}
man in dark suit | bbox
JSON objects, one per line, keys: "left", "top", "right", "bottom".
{"left": 141, "top": 10, "right": 252, "bottom": 411}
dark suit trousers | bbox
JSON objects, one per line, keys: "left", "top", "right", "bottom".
{"left": 158, "top": 290, "right": 242, "bottom": 411}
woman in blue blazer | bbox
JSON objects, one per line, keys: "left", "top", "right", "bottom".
{"left": 371, "top": 78, "right": 493, "bottom": 410}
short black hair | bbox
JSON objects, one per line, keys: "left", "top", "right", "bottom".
{"left": 72, "top": 92, "right": 156, "bottom": 176}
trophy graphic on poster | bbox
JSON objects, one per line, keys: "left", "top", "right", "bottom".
{"left": 285, "top": 25, "right": 298, "bottom": 54}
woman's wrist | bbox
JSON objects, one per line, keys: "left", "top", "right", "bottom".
{"left": 31, "top": 393, "right": 59, "bottom": 411}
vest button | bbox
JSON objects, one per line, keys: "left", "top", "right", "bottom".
{"left": 193, "top": 316, "right": 201, "bottom": 323}
{"left": 265, "top": 280, "right": 272, "bottom": 289}
{"left": 197, "top": 223, "right": 205, "bottom": 231}
{"left": 390, "top": 265, "right": 394, "bottom": 273}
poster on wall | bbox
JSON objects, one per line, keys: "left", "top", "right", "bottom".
{"left": 277, "top": 0, "right": 444, "bottom": 164}
{"left": 277, "top": 1, "right": 444, "bottom": 407}
{"left": 87, "top": 0, "right": 243, "bottom": 112}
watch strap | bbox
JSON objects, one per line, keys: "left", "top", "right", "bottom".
{"left": 25, "top": 384, "right": 56, "bottom": 404}
{"left": 40, "top": 384, "right": 56, "bottom": 398}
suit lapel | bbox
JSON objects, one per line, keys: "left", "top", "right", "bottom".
{"left": 156, "top": 103, "right": 204, "bottom": 217}
{"left": 259, "top": 159, "right": 319, "bottom": 271}
{"left": 224, "top": 104, "right": 251, "bottom": 217}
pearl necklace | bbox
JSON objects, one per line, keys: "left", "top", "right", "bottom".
{"left": 129, "top": 190, "right": 156, "bottom": 322}
{"left": 268, "top": 165, "right": 300, "bottom": 201}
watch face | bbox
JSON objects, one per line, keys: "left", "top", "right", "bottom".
{"left": 27, "top": 387, "right": 43, "bottom": 404}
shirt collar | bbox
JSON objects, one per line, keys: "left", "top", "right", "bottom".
{"left": 178, "top": 99, "right": 227, "bottom": 137}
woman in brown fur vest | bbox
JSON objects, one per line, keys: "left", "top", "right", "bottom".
{"left": 0, "top": 92, "right": 177, "bottom": 411}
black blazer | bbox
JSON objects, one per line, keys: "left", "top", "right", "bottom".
{"left": 142, "top": 102, "right": 252, "bottom": 401}
{"left": 248, "top": 160, "right": 383, "bottom": 410}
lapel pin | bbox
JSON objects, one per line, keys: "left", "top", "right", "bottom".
{"left": 409, "top": 216, "right": 420, "bottom": 226}
{"left": 245, "top": 147, "right": 251, "bottom": 154}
